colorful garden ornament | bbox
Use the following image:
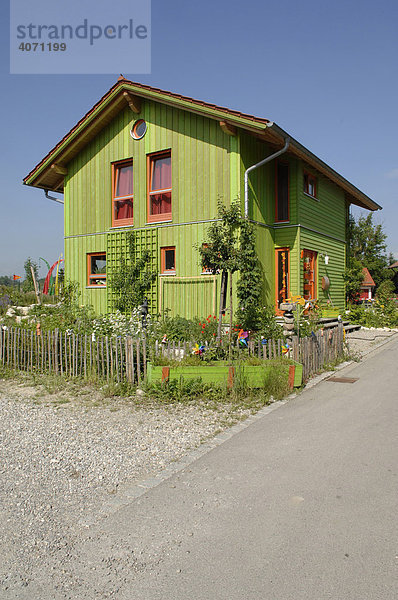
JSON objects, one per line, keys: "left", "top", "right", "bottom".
{"left": 238, "top": 329, "right": 249, "bottom": 347}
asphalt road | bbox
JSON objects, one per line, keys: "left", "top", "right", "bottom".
{"left": 9, "top": 337, "right": 398, "bottom": 599}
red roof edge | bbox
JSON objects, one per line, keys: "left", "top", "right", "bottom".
{"left": 361, "top": 267, "right": 375, "bottom": 287}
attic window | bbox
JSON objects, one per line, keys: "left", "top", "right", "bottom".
{"left": 131, "top": 119, "right": 147, "bottom": 140}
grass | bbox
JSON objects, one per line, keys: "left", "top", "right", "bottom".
{"left": 0, "top": 358, "right": 290, "bottom": 415}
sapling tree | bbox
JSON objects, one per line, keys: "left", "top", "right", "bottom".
{"left": 199, "top": 200, "right": 263, "bottom": 345}
{"left": 22, "top": 257, "right": 39, "bottom": 293}
{"left": 199, "top": 201, "right": 241, "bottom": 344}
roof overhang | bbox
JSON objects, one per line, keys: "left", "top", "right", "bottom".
{"left": 23, "top": 78, "right": 382, "bottom": 212}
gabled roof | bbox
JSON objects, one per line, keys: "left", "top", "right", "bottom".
{"left": 388, "top": 261, "right": 398, "bottom": 269}
{"left": 23, "top": 77, "right": 382, "bottom": 211}
{"left": 361, "top": 267, "right": 376, "bottom": 287}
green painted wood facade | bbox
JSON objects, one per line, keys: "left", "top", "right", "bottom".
{"left": 62, "top": 94, "right": 351, "bottom": 317}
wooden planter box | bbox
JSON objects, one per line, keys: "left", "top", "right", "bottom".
{"left": 147, "top": 361, "right": 303, "bottom": 389}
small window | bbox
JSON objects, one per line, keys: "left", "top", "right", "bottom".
{"left": 87, "top": 253, "right": 106, "bottom": 287}
{"left": 131, "top": 119, "right": 147, "bottom": 140}
{"left": 276, "top": 162, "right": 289, "bottom": 222}
{"left": 148, "top": 151, "right": 172, "bottom": 223}
{"left": 112, "top": 160, "right": 133, "bottom": 226}
{"left": 201, "top": 243, "right": 213, "bottom": 274}
{"left": 161, "top": 247, "right": 175, "bottom": 274}
{"left": 304, "top": 172, "right": 317, "bottom": 198}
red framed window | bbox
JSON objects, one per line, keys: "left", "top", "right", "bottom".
{"left": 275, "top": 161, "right": 289, "bottom": 222}
{"left": 112, "top": 160, "right": 133, "bottom": 226}
{"left": 160, "top": 246, "right": 175, "bottom": 274}
{"left": 87, "top": 252, "right": 106, "bottom": 287}
{"left": 304, "top": 172, "right": 317, "bottom": 198}
{"left": 147, "top": 150, "right": 172, "bottom": 223}
{"left": 303, "top": 249, "right": 317, "bottom": 300}
{"left": 275, "top": 247, "right": 290, "bottom": 313}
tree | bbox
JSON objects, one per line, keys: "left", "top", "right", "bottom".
{"left": 0, "top": 276, "right": 13, "bottom": 286}
{"left": 199, "top": 201, "right": 241, "bottom": 343}
{"left": 345, "top": 213, "right": 392, "bottom": 300}
{"left": 199, "top": 200, "right": 263, "bottom": 341}
{"left": 109, "top": 233, "right": 157, "bottom": 314}
{"left": 22, "top": 257, "right": 39, "bottom": 292}
{"left": 236, "top": 218, "right": 263, "bottom": 330}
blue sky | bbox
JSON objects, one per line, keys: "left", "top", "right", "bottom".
{"left": 1, "top": 0, "right": 398, "bottom": 278}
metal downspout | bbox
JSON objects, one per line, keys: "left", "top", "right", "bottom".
{"left": 44, "top": 190, "right": 64, "bottom": 205}
{"left": 244, "top": 137, "right": 290, "bottom": 218}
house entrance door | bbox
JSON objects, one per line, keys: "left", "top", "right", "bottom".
{"left": 275, "top": 247, "right": 290, "bottom": 313}
{"left": 303, "top": 250, "right": 317, "bottom": 300}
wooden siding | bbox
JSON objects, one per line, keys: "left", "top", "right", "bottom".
{"left": 299, "top": 228, "right": 346, "bottom": 309}
{"left": 240, "top": 134, "right": 298, "bottom": 225}
{"left": 160, "top": 277, "right": 217, "bottom": 319}
{"left": 65, "top": 234, "right": 108, "bottom": 314}
{"left": 297, "top": 164, "right": 346, "bottom": 240}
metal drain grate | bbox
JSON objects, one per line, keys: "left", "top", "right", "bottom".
{"left": 327, "top": 376, "right": 359, "bottom": 383}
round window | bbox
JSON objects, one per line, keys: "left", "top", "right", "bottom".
{"left": 130, "top": 119, "right": 147, "bottom": 140}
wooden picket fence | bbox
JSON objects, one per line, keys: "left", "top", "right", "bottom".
{"left": 0, "top": 324, "right": 345, "bottom": 385}
{"left": 0, "top": 328, "right": 146, "bottom": 385}
{"left": 291, "top": 324, "right": 345, "bottom": 381}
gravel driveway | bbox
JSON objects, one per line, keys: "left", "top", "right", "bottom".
{"left": 0, "top": 381, "right": 252, "bottom": 598}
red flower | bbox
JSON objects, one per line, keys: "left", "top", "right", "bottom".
{"left": 208, "top": 315, "right": 211, "bottom": 319}
{"left": 213, "top": 316, "right": 217, "bottom": 320}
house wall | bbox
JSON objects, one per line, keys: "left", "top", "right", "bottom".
{"left": 64, "top": 101, "right": 236, "bottom": 316}
{"left": 64, "top": 101, "right": 348, "bottom": 317}
{"left": 239, "top": 133, "right": 347, "bottom": 309}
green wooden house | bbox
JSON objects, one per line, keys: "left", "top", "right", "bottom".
{"left": 24, "top": 77, "right": 381, "bottom": 318}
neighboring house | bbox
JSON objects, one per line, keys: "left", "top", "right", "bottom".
{"left": 359, "top": 267, "right": 376, "bottom": 301}
{"left": 24, "top": 77, "right": 381, "bottom": 318}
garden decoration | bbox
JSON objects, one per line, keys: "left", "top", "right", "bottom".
{"left": 192, "top": 343, "right": 206, "bottom": 356}
{"left": 237, "top": 329, "right": 249, "bottom": 347}
{"left": 42, "top": 257, "right": 64, "bottom": 295}
{"left": 282, "top": 342, "right": 290, "bottom": 354}
{"left": 139, "top": 297, "right": 149, "bottom": 330}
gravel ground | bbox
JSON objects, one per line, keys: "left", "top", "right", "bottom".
{"left": 0, "top": 381, "right": 253, "bottom": 598}
{"left": 1, "top": 327, "right": 397, "bottom": 598}
{"left": 345, "top": 326, "right": 398, "bottom": 357}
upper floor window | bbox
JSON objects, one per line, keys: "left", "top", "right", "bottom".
{"left": 304, "top": 172, "right": 317, "bottom": 199}
{"left": 87, "top": 252, "right": 106, "bottom": 287}
{"left": 276, "top": 162, "right": 289, "bottom": 222}
{"left": 112, "top": 160, "right": 133, "bottom": 227}
{"left": 148, "top": 150, "right": 172, "bottom": 223}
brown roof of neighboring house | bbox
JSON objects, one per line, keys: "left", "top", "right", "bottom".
{"left": 361, "top": 267, "right": 376, "bottom": 287}
{"left": 388, "top": 261, "right": 398, "bottom": 269}
{"left": 23, "top": 77, "right": 382, "bottom": 212}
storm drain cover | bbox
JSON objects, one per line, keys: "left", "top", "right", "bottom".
{"left": 327, "top": 376, "right": 359, "bottom": 383}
